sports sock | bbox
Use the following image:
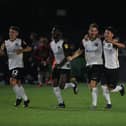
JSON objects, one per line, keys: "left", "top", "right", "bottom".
{"left": 92, "top": 87, "right": 98, "bottom": 106}
{"left": 13, "top": 85, "right": 21, "bottom": 99}
{"left": 64, "top": 82, "right": 75, "bottom": 89}
{"left": 19, "top": 85, "right": 28, "bottom": 101}
{"left": 101, "top": 85, "right": 111, "bottom": 104}
{"left": 111, "top": 85, "right": 122, "bottom": 93}
{"left": 53, "top": 87, "right": 63, "bottom": 104}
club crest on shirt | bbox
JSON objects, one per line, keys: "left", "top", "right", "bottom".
{"left": 64, "top": 44, "right": 69, "bottom": 49}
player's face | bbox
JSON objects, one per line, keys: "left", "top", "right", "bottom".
{"left": 88, "top": 27, "right": 98, "bottom": 39}
{"left": 52, "top": 31, "right": 62, "bottom": 42}
{"left": 104, "top": 30, "right": 114, "bottom": 40}
{"left": 9, "top": 29, "right": 19, "bottom": 41}
{"left": 39, "top": 38, "right": 48, "bottom": 46}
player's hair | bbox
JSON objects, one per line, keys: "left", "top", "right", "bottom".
{"left": 89, "top": 23, "right": 99, "bottom": 30}
{"left": 9, "top": 26, "right": 20, "bottom": 33}
{"left": 105, "top": 26, "right": 116, "bottom": 35}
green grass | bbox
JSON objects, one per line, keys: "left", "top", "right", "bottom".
{"left": 0, "top": 84, "right": 126, "bottom": 126}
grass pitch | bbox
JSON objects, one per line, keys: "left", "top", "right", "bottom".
{"left": 0, "top": 84, "right": 126, "bottom": 126}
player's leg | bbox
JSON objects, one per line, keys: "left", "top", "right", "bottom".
{"left": 52, "top": 68, "right": 65, "bottom": 108}
{"left": 10, "top": 68, "right": 30, "bottom": 107}
{"left": 109, "top": 69, "right": 125, "bottom": 96}
{"left": 89, "top": 80, "right": 98, "bottom": 109}
{"left": 63, "top": 70, "right": 78, "bottom": 94}
{"left": 101, "top": 68, "right": 112, "bottom": 109}
{"left": 101, "top": 85, "right": 112, "bottom": 109}
{"left": 87, "top": 66, "right": 99, "bottom": 109}
{"left": 17, "top": 80, "right": 30, "bottom": 107}
{"left": 10, "top": 77, "right": 22, "bottom": 106}
{"left": 18, "top": 68, "right": 30, "bottom": 107}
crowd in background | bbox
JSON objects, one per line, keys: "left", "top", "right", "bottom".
{"left": 0, "top": 32, "right": 86, "bottom": 85}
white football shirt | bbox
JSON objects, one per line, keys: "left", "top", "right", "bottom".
{"left": 50, "top": 39, "right": 70, "bottom": 69}
{"left": 82, "top": 38, "right": 103, "bottom": 66}
{"left": 5, "top": 38, "right": 24, "bottom": 70}
{"left": 103, "top": 40, "right": 119, "bottom": 69}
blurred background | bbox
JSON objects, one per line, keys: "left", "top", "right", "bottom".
{"left": 0, "top": 0, "right": 126, "bottom": 40}
{"left": 0, "top": 0, "right": 126, "bottom": 84}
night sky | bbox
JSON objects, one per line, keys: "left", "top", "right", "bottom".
{"left": 0, "top": 0, "right": 125, "bottom": 41}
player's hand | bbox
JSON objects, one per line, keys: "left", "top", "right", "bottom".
{"left": 67, "top": 56, "right": 73, "bottom": 61}
{"left": 84, "top": 34, "right": 89, "bottom": 41}
{"left": 105, "top": 37, "right": 113, "bottom": 43}
{"left": 15, "top": 49, "right": 23, "bottom": 55}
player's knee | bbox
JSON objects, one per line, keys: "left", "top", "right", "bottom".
{"left": 10, "top": 78, "right": 17, "bottom": 86}
{"left": 89, "top": 80, "right": 97, "bottom": 88}
{"left": 70, "top": 77, "right": 76, "bottom": 83}
{"left": 52, "top": 79, "right": 59, "bottom": 87}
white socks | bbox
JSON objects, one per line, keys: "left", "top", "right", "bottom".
{"left": 13, "top": 85, "right": 28, "bottom": 101}
{"left": 111, "top": 85, "right": 122, "bottom": 93}
{"left": 101, "top": 85, "right": 111, "bottom": 105}
{"left": 53, "top": 87, "right": 63, "bottom": 104}
{"left": 19, "top": 86, "right": 28, "bottom": 101}
{"left": 64, "top": 83, "right": 75, "bottom": 89}
{"left": 13, "top": 85, "right": 21, "bottom": 99}
{"left": 92, "top": 87, "right": 98, "bottom": 106}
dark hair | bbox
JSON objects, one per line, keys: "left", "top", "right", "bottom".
{"left": 89, "top": 23, "right": 99, "bottom": 30}
{"left": 105, "top": 26, "right": 116, "bottom": 35}
{"left": 9, "top": 26, "right": 20, "bottom": 33}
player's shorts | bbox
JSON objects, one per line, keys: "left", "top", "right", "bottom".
{"left": 9, "top": 68, "right": 23, "bottom": 80}
{"left": 86, "top": 65, "right": 103, "bottom": 83}
{"left": 52, "top": 68, "right": 71, "bottom": 81}
{"left": 101, "top": 67, "right": 119, "bottom": 88}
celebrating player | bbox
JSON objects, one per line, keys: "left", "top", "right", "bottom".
{"left": 0, "top": 26, "right": 32, "bottom": 107}
{"left": 50, "top": 26, "right": 78, "bottom": 108}
{"left": 101, "top": 26, "right": 125, "bottom": 106}
{"left": 68, "top": 23, "right": 103, "bottom": 109}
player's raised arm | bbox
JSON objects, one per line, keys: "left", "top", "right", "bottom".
{"left": 108, "top": 39, "right": 125, "bottom": 48}
{"left": 68, "top": 48, "right": 83, "bottom": 61}
{"left": 16, "top": 41, "right": 32, "bottom": 55}
{"left": 67, "top": 39, "right": 84, "bottom": 61}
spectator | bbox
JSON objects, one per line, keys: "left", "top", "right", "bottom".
{"left": 24, "top": 32, "right": 39, "bottom": 84}
{"left": 34, "top": 36, "right": 53, "bottom": 87}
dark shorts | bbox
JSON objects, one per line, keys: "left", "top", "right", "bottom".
{"left": 9, "top": 68, "right": 23, "bottom": 80}
{"left": 101, "top": 67, "right": 119, "bottom": 88}
{"left": 86, "top": 65, "right": 103, "bottom": 83}
{"left": 52, "top": 68, "right": 71, "bottom": 81}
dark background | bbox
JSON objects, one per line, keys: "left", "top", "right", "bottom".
{"left": 0, "top": 0, "right": 126, "bottom": 82}
{"left": 0, "top": 0, "right": 126, "bottom": 41}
